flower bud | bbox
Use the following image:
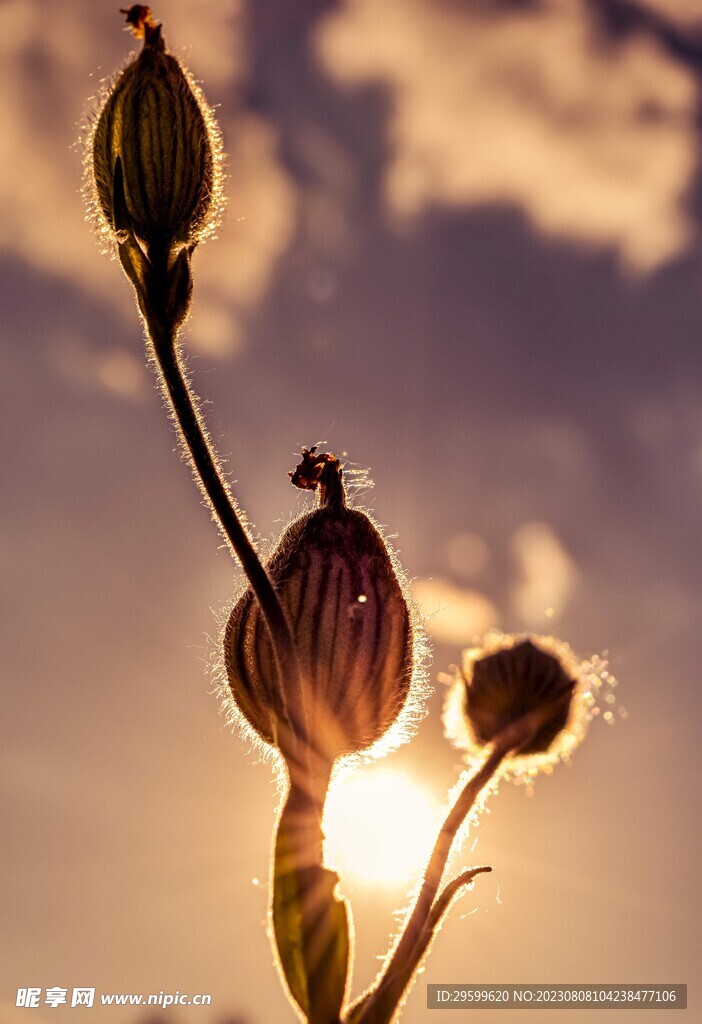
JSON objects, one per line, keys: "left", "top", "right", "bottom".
{"left": 224, "top": 450, "right": 415, "bottom": 762}
{"left": 444, "top": 633, "right": 593, "bottom": 773}
{"left": 91, "top": 7, "right": 219, "bottom": 250}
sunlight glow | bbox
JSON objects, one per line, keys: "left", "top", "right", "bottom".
{"left": 324, "top": 770, "right": 440, "bottom": 886}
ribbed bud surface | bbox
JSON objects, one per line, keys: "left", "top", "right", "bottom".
{"left": 224, "top": 505, "right": 413, "bottom": 761}
{"left": 463, "top": 639, "right": 575, "bottom": 755}
{"left": 92, "top": 23, "right": 214, "bottom": 247}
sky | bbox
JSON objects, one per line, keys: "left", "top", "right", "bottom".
{"left": 1, "top": 0, "right": 701, "bottom": 1022}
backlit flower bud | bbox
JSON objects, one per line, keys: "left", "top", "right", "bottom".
{"left": 224, "top": 450, "right": 416, "bottom": 762}
{"left": 444, "top": 632, "right": 596, "bottom": 774}
{"left": 91, "top": 7, "right": 219, "bottom": 250}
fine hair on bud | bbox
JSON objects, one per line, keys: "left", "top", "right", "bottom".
{"left": 222, "top": 449, "right": 428, "bottom": 767}
{"left": 443, "top": 631, "right": 604, "bottom": 778}
{"left": 86, "top": 6, "right": 223, "bottom": 253}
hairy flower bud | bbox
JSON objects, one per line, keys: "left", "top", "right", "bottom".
{"left": 224, "top": 450, "right": 415, "bottom": 763}
{"left": 91, "top": 7, "right": 219, "bottom": 250}
{"left": 465, "top": 639, "right": 574, "bottom": 753}
{"left": 444, "top": 633, "right": 594, "bottom": 774}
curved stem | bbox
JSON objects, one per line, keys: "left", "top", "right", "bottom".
{"left": 386, "top": 742, "right": 506, "bottom": 975}
{"left": 356, "top": 750, "right": 504, "bottom": 1024}
{"left": 426, "top": 865, "right": 492, "bottom": 932}
{"left": 387, "top": 866, "right": 492, "bottom": 1017}
{"left": 359, "top": 712, "right": 543, "bottom": 1024}
{"left": 149, "top": 324, "right": 304, "bottom": 754}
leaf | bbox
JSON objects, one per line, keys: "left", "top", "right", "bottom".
{"left": 272, "top": 783, "right": 350, "bottom": 1024}
{"left": 117, "top": 231, "right": 148, "bottom": 293}
{"left": 112, "top": 156, "right": 130, "bottom": 237}
{"left": 164, "top": 246, "right": 193, "bottom": 329}
{"left": 112, "top": 156, "right": 151, "bottom": 312}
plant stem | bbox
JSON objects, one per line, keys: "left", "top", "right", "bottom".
{"left": 273, "top": 764, "right": 350, "bottom": 1024}
{"left": 149, "top": 323, "right": 304, "bottom": 754}
{"left": 148, "top": 317, "right": 346, "bottom": 1015}
{"left": 386, "top": 743, "right": 506, "bottom": 975}
{"left": 357, "top": 751, "right": 505, "bottom": 1024}
{"left": 361, "top": 713, "right": 542, "bottom": 1023}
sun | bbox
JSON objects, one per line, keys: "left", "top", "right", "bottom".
{"left": 324, "top": 769, "right": 440, "bottom": 886}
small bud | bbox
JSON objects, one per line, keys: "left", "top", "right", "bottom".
{"left": 91, "top": 9, "right": 220, "bottom": 252}
{"left": 444, "top": 633, "right": 593, "bottom": 774}
{"left": 224, "top": 451, "right": 416, "bottom": 763}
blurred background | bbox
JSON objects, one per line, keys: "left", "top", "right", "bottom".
{"left": 1, "top": 0, "right": 701, "bottom": 1020}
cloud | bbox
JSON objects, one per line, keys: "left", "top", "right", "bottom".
{"left": 637, "top": 0, "right": 702, "bottom": 29}
{"left": 412, "top": 576, "right": 498, "bottom": 645}
{"left": 48, "top": 335, "right": 148, "bottom": 402}
{"left": 510, "top": 521, "right": 578, "bottom": 625}
{"left": 190, "top": 112, "right": 297, "bottom": 357}
{"left": 443, "top": 531, "right": 490, "bottom": 580}
{"left": 166, "top": 0, "right": 247, "bottom": 92}
{"left": 315, "top": 0, "right": 698, "bottom": 270}
{"left": 628, "top": 384, "right": 702, "bottom": 483}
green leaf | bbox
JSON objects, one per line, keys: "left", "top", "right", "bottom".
{"left": 272, "top": 784, "right": 350, "bottom": 1024}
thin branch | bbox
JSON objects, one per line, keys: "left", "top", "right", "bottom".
{"left": 354, "top": 710, "right": 547, "bottom": 1024}
{"left": 149, "top": 321, "right": 305, "bottom": 762}
{"left": 426, "top": 865, "right": 493, "bottom": 933}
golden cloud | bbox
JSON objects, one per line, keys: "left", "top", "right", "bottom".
{"left": 412, "top": 576, "right": 498, "bottom": 645}
{"left": 511, "top": 521, "right": 578, "bottom": 625}
{"left": 316, "top": 0, "right": 698, "bottom": 270}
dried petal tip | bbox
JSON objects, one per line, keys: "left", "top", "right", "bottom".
{"left": 289, "top": 447, "right": 346, "bottom": 507}
{"left": 120, "top": 6, "right": 154, "bottom": 38}
{"left": 225, "top": 452, "right": 417, "bottom": 764}
{"left": 444, "top": 633, "right": 594, "bottom": 775}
